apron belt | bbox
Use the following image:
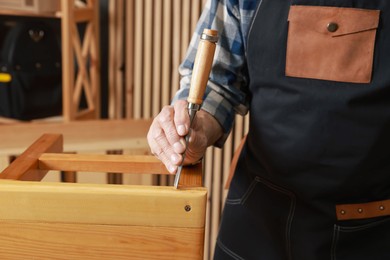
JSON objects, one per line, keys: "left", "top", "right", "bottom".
{"left": 336, "top": 199, "right": 390, "bottom": 220}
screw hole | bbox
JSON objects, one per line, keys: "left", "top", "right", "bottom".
{"left": 184, "top": 205, "right": 192, "bottom": 212}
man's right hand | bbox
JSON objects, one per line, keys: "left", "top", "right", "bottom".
{"left": 147, "top": 99, "right": 223, "bottom": 174}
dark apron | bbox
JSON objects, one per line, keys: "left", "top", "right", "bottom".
{"left": 214, "top": 0, "right": 390, "bottom": 259}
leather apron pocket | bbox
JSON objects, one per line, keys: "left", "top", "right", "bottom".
{"left": 215, "top": 176, "right": 296, "bottom": 259}
{"left": 331, "top": 217, "right": 390, "bottom": 260}
{"left": 286, "top": 5, "right": 380, "bottom": 83}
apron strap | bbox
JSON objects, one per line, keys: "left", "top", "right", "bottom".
{"left": 225, "top": 135, "right": 247, "bottom": 189}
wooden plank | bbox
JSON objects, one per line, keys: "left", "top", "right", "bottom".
{"left": 211, "top": 148, "right": 222, "bottom": 258}
{"left": 143, "top": 0, "right": 153, "bottom": 119}
{"left": 152, "top": 0, "right": 162, "bottom": 116}
{"left": 115, "top": 0, "right": 125, "bottom": 119}
{"left": 0, "top": 221, "right": 204, "bottom": 260}
{"left": 133, "top": 0, "right": 143, "bottom": 119}
{"left": 178, "top": 162, "right": 203, "bottom": 188}
{"left": 181, "top": 0, "right": 191, "bottom": 59}
{"left": 61, "top": 0, "right": 76, "bottom": 121}
{"left": 125, "top": 0, "right": 135, "bottom": 118}
{"left": 0, "top": 180, "right": 207, "bottom": 228}
{"left": 161, "top": 0, "right": 172, "bottom": 106}
{"left": 0, "top": 134, "right": 63, "bottom": 181}
{"left": 204, "top": 148, "right": 214, "bottom": 260}
{"left": 89, "top": 0, "right": 101, "bottom": 119}
{"left": 191, "top": 0, "right": 201, "bottom": 32}
{"left": 73, "top": 7, "right": 94, "bottom": 22}
{"left": 108, "top": 0, "right": 117, "bottom": 118}
{"left": 171, "top": 0, "right": 181, "bottom": 97}
{"left": 0, "top": 119, "right": 152, "bottom": 156}
{"left": 38, "top": 154, "right": 169, "bottom": 175}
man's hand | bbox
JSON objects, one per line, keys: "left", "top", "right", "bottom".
{"left": 147, "top": 100, "right": 223, "bottom": 174}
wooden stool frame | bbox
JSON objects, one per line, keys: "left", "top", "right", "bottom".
{"left": 0, "top": 134, "right": 206, "bottom": 259}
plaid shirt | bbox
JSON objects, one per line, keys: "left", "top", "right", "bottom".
{"left": 173, "top": 0, "right": 259, "bottom": 146}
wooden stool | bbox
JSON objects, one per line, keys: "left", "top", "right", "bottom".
{"left": 0, "top": 134, "right": 206, "bottom": 259}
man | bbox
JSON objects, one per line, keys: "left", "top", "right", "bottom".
{"left": 148, "top": 0, "right": 390, "bottom": 259}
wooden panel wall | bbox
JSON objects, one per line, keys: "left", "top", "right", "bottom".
{"left": 109, "top": 0, "right": 249, "bottom": 259}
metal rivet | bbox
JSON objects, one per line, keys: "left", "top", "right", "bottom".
{"left": 358, "top": 208, "right": 363, "bottom": 213}
{"left": 379, "top": 205, "right": 385, "bottom": 211}
{"left": 327, "top": 22, "right": 339, "bottom": 32}
{"left": 340, "top": 210, "right": 346, "bottom": 215}
{"left": 184, "top": 205, "right": 192, "bottom": 212}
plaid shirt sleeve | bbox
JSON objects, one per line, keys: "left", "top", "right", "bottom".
{"left": 172, "top": 0, "right": 258, "bottom": 147}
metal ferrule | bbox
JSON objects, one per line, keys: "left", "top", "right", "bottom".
{"left": 188, "top": 103, "right": 201, "bottom": 125}
{"left": 200, "top": 33, "right": 218, "bottom": 43}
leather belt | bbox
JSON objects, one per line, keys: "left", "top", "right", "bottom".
{"left": 336, "top": 199, "right": 390, "bottom": 221}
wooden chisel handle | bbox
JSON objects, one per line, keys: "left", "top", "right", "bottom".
{"left": 173, "top": 29, "right": 218, "bottom": 189}
{"left": 187, "top": 29, "right": 218, "bottom": 105}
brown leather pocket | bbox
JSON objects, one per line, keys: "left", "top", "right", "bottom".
{"left": 286, "top": 5, "right": 380, "bottom": 83}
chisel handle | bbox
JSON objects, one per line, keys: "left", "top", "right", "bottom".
{"left": 187, "top": 29, "right": 218, "bottom": 105}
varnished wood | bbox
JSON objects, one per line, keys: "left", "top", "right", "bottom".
{"left": 0, "top": 132, "right": 206, "bottom": 259}
{"left": 0, "top": 134, "right": 63, "bottom": 181}
{"left": 187, "top": 29, "right": 217, "bottom": 105}
{"left": 178, "top": 162, "right": 203, "bottom": 188}
{"left": 0, "top": 180, "right": 206, "bottom": 228}
{"left": 61, "top": 0, "right": 75, "bottom": 121}
{"left": 38, "top": 153, "right": 169, "bottom": 175}
{"left": 0, "top": 221, "right": 205, "bottom": 260}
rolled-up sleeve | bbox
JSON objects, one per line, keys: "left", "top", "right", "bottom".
{"left": 173, "top": 0, "right": 256, "bottom": 147}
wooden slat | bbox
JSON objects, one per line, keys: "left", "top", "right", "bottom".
{"left": 133, "top": 0, "right": 143, "bottom": 119}
{"left": 0, "top": 119, "right": 152, "bottom": 156}
{"left": 89, "top": 0, "right": 101, "bottom": 119}
{"left": 178, "top": 162, "right": 203, "bottom": 188}
{"left": 108, "top": 0, "right": 117, "bottom": 118}
{"left": 115, "top": 0, "right": 124, "bottom": 119}
{"left": 72, "top": 23, "right": 93, "bottom": 110}
{"left": 125, "top": 0, "right": 135, "bottom": 118}
{"left": 181, "top": 0, "right": 191, "bottom": 59}
{"left": 210, "top": 148, "right": 222, "bottom": 258}
{"left": 61, "top": 0, "right": 76, "bottom": 121}
{"left": 152, "top": 0, "right": 162, "bottom": 116}
{"left": 171, "top": 0, "right": 181, "bottom": 97}
{"left": 204, "top": 148, "right": 214, "bottom": 260}
{"left": 38, "top": 154, "right": 169, "bottom": 175}
{"left": 0, "top": 222, "right": 204, "bottom": 260}
{"left": 143, "top": 0, "right": 153, "bottom": 119}
{"left": 73, "top": 7, "right": 94, "bottom": 22}
{"left": 191, "top": 0, "right": 201, "bottom": 32}
{"left": 0, "top": 180, "right": 206, "bottom": 228}
{"left": 0, "top": 134, "right": 63, "bottom": 181}
{"left": 161, "top": 0, "right": 172, "bottom": 106}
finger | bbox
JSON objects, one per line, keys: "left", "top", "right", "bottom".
{"left": 148, "top": 134, "right": 180, "bottom": 174}
{"left": 173, "top": 100, "right": 190, "bottom": 137}
{"left": 157, "top": 106, "right": 183, "bottom": 148}
{"left": 147, "top": 117, "right": 183, "bottom": 170}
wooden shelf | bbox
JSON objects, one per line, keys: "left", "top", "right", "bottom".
{"left": 0, "top": 9, "right": 60, "bottom": 18}
{"left": 0, "top": 0, "right": 100, "bottom": 121}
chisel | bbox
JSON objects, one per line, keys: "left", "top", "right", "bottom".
{"left": 173, "top": 29, "right": 218, "bottom": 189}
